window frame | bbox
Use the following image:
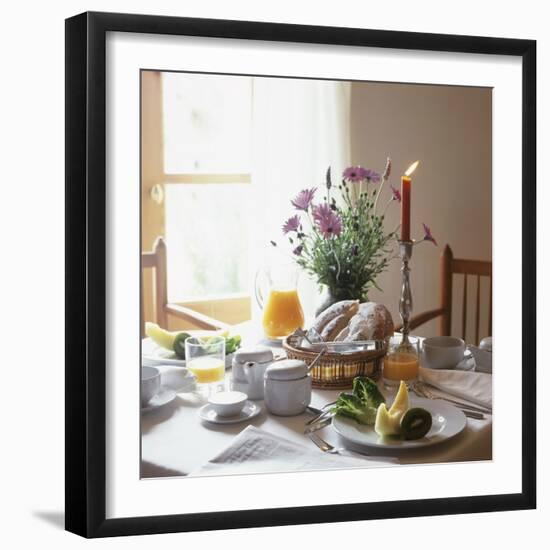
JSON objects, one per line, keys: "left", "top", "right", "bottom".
{"left": 141, "top": 70, "right": 252, "bottom": 325}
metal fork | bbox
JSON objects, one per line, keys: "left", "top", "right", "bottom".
{"left": 307, "top": 432, "right": 398, "bottom": 463}
{"left": 305, "top": 401, "right": 337, "bottom": 426}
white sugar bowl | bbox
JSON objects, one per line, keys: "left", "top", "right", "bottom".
{"left": 264, "top": 359, "right": 311, "bottom": 416}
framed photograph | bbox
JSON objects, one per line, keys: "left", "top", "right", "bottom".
{"left": 65, "top": 11, "right": 536, "bottom": 538}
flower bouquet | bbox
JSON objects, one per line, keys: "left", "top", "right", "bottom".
{"left": 274, "top": 159, "right": 436, "bottom": 312}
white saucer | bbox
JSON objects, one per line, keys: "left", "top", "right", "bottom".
{"left": 198, "top": 400, "right": 262, "bottom": 424}
{"left": 141, "top": 387, "right": 177, "bottom": 413}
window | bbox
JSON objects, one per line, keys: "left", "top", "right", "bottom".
{"left": 162, "top": 73, "right": 252, "bottom": 176}
{"left": 142, "top": 70, "right": 350, "bottom": 327}
{"left": 161, "top": 73, "right": 253, "bottom": 311}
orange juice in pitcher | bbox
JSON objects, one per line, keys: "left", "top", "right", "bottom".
{"left": 256, "top": 263, "right": 304, "bottom": 340}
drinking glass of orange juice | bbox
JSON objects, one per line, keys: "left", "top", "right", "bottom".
{"left": 255, "top": 263, "right": 304, "bottom": 340}
{"left": 383, "top": 335, "right": 420, "bottom": 388}
{"left": 185, "top": 335, "right": 225, "bottom": 396}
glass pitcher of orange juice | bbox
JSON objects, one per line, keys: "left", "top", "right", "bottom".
{"left": 255, "top": 263, "right": 304, "bottom": 340}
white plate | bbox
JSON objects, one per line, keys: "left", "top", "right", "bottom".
{"left": 141, "top": 387, "right": 177, "bottom": 413}
{"left": 198, "top": 400, "right": 262, "bottom": 425}
{"left": 141, "top": 337, "right": 235, "bottom": 368}
{"left": 332, "top": 396, "right": 467, "bottom": 451}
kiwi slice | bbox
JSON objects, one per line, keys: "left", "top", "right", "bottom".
{"left": 173, "top": 332, "right": 191, "bottom": 359}
{"left": 400, "top": 408, "right": 432, "bottom": 440}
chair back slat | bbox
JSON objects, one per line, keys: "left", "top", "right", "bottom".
{"left": 475, "top": 275, "right": 481, "bottom": 345}
{"left": 489, "top": 277, "right": 493, "bottom": 336}
{"left": 408, "top": 244, "right": 492, "bottom": 343}
{"left": 462, "top": 273, "right": 468, "bottom": 340}
{"left": 141, "top": 236, "right": 168, "bottom": 336}
{"left": 445, "top": 246, "right": 491, "bottom": 343}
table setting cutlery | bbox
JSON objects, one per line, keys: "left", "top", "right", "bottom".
{"left": 411, "top": 380, "right": 491, "bottom": 415}
{"left": 305, "top": 401, "right": 337, "bottom": 425}
{"left": 307, "top": 432, "right": 398, "bottom": 463}
{"left": 304, "top": 416, "right": 333, "bottom": 434}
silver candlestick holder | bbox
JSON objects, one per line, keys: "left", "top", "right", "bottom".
{"left": 397, "top": 240, "right": 416, "bottom": 354}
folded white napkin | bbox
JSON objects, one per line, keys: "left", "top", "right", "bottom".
{"left": 190, "top": 425, "right": 391, "bottom": 477}
{"left": 419, "top": 367, "right": 492, "bottom": 409}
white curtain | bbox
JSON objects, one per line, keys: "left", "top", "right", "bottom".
{"left": 249, "top": 77, "right": 351, "bottom": 321}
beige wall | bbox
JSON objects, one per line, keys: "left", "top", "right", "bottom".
{"left": 350, "top": 82, "right": 492, "bottom": 341}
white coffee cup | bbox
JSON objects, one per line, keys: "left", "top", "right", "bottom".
{"left": 141, "top": 366, "right": 161, "bottom": 406}
{"left": 422, "top": 336, "right": 466, "bottom": 369}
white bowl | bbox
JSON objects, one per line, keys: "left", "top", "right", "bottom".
{"left": 208, "top": 391, "right": 248, "bottom": 417}
{"left": 141, "top": 366, "right": 161, "bottom": 406}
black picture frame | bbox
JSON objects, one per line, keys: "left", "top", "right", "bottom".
{"left": 65, "top": 11, "right": 536, "bottom": 538}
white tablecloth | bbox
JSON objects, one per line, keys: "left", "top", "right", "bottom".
{"left": 141, "top": 325, "right": 492, "bottom": 478}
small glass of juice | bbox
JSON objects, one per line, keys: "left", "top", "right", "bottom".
{"left": 383, "top": 335, "right": 420, "bottom": 389}
{"left": 185, "top": 335, "right": 225, "bottom": 397}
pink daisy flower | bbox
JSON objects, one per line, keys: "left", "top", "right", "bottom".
{"left": 364, "top": 169, "right": 381, "bottom": 183}
{"left": 282, "top": 214, "right": 300, "bottom": 234}
{"left": 291, "top": 188, "right": 317, "bottom": 211}
{"left": 313, "top": 203, "right": 343, "bottom": 239}
{"left": 343, "top": 166, "right": 367, "bottom": 183}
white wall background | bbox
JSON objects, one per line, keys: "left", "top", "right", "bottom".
{"left": 0, "top": 0, "right": 546, "bottom": 548}
{"left": 351, "top": 82, "right": 492, "bottom": 340}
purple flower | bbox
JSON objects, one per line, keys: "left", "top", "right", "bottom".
{"left": 282, "top": 214, "right": 300, "bottom": 234}
{"left": 364, "top": 169, "right": 381, "bottom": 183}
{"left": 325, "top": 166, "right": 332, "bottom": 190}
{"left": 293, "top": 245, "right": 303, "bottom": 256}
{"left": 390, "top": 184, "right": 401, "bottom": 202}
{"left": 343, "top": 166, "right": 367, "bottom": 183}
{"left": 313, "top": 203, "right": 343, "bottom": 238}
{"left": 383, "top": 157, "right": 392, "bottom": 180}
{"left": 291, "top": 188, "right": 317, "bottom": 211}
{"left": 422, "top": 223, "right": 438, "bottom": 246}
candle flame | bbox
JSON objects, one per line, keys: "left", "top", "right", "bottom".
{"left": 404, "top": 160, "right": 420, "bottom": 177}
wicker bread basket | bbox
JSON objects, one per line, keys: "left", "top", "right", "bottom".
{"left": 282, "top": 333, "right": 387, "bottom": 389}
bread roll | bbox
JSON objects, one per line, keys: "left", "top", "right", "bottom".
{"left": 320, "top": 313, "right": 351, "bottom": 341}
{"left": 344, "top": 302, "right": 394, "bottom": 342}
{"left": 334, "top": 326, "right": 350, "bottom": 341}
{"left": 309, "top": 300, "right": 359, "bottom": 337}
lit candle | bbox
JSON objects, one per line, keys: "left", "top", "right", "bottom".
{"left": 401, "top": 161, "right": 419, "bottom": 241}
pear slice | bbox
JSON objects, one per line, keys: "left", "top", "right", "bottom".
{"left": 374, "top": 403, "right": 401, "bottom": 436}
{"left": 374, "top": 381, "right": 411, "bottom": 437}
{"left": 388, "top": 380, "right": 409, "bottom": 417}
{"left": 145, "top": 322, "right": 181, "bottom": 350}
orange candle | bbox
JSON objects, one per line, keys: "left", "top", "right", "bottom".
{"left": 401, "top": 161, "right": 419, "bottom": 242}
{"left": 401, "top": 175, "right": 411, "bottom": 241}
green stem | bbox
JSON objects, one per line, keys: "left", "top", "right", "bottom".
{"left": 373, "top": 175, "right": 388, "bottom": 214}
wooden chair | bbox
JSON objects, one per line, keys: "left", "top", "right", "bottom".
{"left": 141, "top": 236, "right": 228, "bottom": 337}
{"left": 403, "top": 244, "right": 492, "bottom": 343}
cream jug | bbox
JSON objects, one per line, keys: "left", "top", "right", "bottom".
{"left": 231, "top": 347, "right": 274, "bottom": 400}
